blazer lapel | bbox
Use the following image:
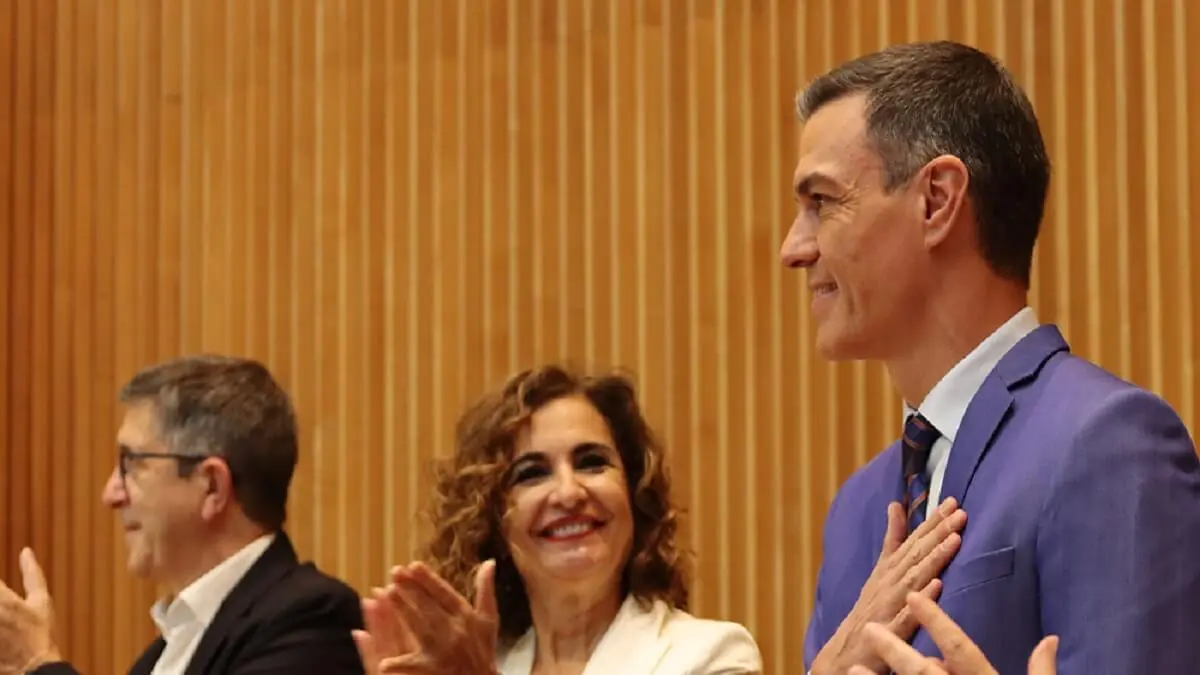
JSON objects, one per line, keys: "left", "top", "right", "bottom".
{"left": 582, "top": 596, "right": 670, "bottom": 675}
{"left": 940, "top": 324, "right": 1069, "bottom": 504}
{"left": 127, "top": 638, "right": 166, "bottom": 675}
{"left": 498, "top": 597, "right": 671, "bottom": 675}
{"left": 183, "top": 532, "right": 300, "bottom": 675}
{"left": 496, "top": 631, "right": 536, "bottom": 675}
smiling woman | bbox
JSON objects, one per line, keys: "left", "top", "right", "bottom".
{"left": 356, "top": 365, "right": 763, "bottom": 675}
{"left": 427, "top": 365, "right": 685, "bottom": 646}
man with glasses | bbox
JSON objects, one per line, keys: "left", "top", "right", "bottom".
{"left": 0, "top": 355, "right": 366, "bottom": 674}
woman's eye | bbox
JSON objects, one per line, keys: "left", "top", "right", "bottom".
{"left": 511, "top": 464, "right": 548, "bottom": 484}
{"left": 576, "top": 452, "right": 610, "bottom": 471}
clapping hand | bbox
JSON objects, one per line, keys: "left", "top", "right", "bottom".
{"left": 0, "top": 548, "right": 61, "bottom": 675}
{"left": 849, "top": 592, "right": 1058, "bottom": 675}
{"left": 354, "top": 560, "right": 499, "bottom": 675}
{"left": 811, "top": 498, "right": 968, "bottom": 675}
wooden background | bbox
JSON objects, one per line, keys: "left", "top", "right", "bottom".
{"left": 2, "top": 0, "right": 1198, "bottom": 672}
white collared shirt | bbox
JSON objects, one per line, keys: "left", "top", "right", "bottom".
{"left": 904, "top": 307, "right": 1041, "bottom": 519}
{"left": 148, "top": 534, "right": 275, "bottom": 675}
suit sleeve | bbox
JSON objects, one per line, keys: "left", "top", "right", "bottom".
{"left": 802, "top": 486, "right": 846, "bottom": 671}
{"left": 1038, "top": 388, "right": 1200, "bottom": 675}
{"left": 229, "top": 587, "right": 366, "bottom": 675}
{"left": 686, "top": 622, "right": 764, "bottom": 675}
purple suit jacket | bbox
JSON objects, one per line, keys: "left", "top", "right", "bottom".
{"left": 803, "top": 325, "right": 1200, "bottom": 674}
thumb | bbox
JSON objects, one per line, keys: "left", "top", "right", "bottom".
{"left": 1028, "top": 635, "right": 1059, "bottom": 675}
{"left": 352, "top": 629, "right": 381, "bottom": 675}
{"left": 473, "top": 559, "right": 498, "bottom": 620}
{"left": 19, "top": 547, "right": 51, "bottom": 612}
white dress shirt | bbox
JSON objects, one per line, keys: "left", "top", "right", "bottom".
{"left": 148, "top": 534, "right": 275, "bottom": 675}
{"left": 904, "top": 307, "right": 1040, "bottom": 519}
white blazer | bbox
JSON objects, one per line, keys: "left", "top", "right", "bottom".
{"left": 495, "top": 594, "right": 763, "bottom": 675}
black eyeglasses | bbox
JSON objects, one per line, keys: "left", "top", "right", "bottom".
{"left": 117, "top": 447, "right": 209, "bottom": 482}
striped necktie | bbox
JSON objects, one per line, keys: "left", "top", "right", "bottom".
{"left": 902, "top": 413, "right": 941, "bottom": 533}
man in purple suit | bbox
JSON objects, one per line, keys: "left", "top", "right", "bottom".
{"left": 781, "top": 41, "right": 1200, "bottom": 675}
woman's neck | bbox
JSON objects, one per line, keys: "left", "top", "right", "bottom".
{"left": 528, "top": 583, "right": 623, "bottom": 671}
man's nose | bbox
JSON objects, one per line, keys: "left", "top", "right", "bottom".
{"left": 780, "top": 217, "right": 819, "bottom": 268}
{"left": 100, "top": 467, "right": 128, "bottom": 507}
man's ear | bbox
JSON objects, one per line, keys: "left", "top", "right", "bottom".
{"left": 198, "top": 457, "right": 234, "bottom": 519}
{"left": 920, "top": 154, "right": 970, "bottom": 249}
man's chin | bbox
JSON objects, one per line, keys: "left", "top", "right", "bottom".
{"left": 814, "top": 328, "right": 854, "bottom": 361}
{"left": 814, "top": 327, "right": 875, "bottom": 362}
{"left": 125, "top": 552, "right": 154, "bottom": 578}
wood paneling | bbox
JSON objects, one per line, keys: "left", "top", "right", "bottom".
{"left": 2, "top": 1, "right": 1197, "bottom": 672}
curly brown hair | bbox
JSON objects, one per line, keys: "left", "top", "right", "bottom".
{"left": 421, "top": 364, "right": 690, "bottom": 646}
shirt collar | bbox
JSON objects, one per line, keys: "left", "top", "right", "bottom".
{"left": 151, "top": 533, "right": 275, "bottom": 638}
{"left": 903, "top": 307, "right": 1040, "bottom": 441}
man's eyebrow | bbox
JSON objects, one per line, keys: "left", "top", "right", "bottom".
{"left": 793, "top": 171, "right": 839, "bottom": 198}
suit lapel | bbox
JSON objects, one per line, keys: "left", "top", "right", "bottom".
{"left": 940, "top": 325, "right": 1069, "bottom": 504}
{"left": 939, "top": 377, "right": 1013, "bottom": 505}
{"left": 183, "top": 532, "right": 300, "bottom": 675}
{"left": 582, "top": 596, "right": 670, "bottom": 675}
{"left": 127, "top": 638, "right": 166, "bottom": 675}
{"left": 874, "top": 441, "right": 904, "bottom": 552}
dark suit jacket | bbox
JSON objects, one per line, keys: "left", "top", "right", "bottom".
{"left": 32, "top": 531, "right": 365, "bottom": 675}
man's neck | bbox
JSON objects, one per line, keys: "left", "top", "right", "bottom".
{"left": 886, "top": 284, "right": 1028, "bottom": 407}
{"left": 161, "top": 526, "right": 268, "bottom": 597}
{"left": 527, "top": 582, "right": 622, "bottom": 670}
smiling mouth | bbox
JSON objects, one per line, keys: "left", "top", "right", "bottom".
{"left": 810, "top": 282, "right": 838, "bottom": 297}
{"left": 538, "top": 519, "right": 606, "bottom": 542}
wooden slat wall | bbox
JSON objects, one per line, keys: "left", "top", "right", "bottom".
{"left": 2, "top": 1, "right": 1197, "bottom": 672}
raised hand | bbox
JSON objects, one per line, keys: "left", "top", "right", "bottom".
{"left": 849, "top": 591, "right": 1058, "bottom": 675}
{"left": 811, "top": 498, "right": 967, "bottom": 675}
{"left": 355, "top": 560, "right": 500, "bottom": 675}
{"left": 0, "top": 548, "right": 61, "bottom": 674}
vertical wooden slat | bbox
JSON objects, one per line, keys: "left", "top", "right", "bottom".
{"left": 383, "top": 0, "right": 406, "bottom": 560}
{"left": 480, "top": 0, "right": 508, "bottom": 383}
{"left": 69, "top": 0, "right": 99, "bottom": 665}
{"left": 226, "top": 0, "right": 248, "bottom": 356}
{"left": 612, "top": 1, "right": 639, "bottom": 370}
{"left": 510, "top": 0, "right": 534, "bottom": 371}
{"left": 112, "top": 0, "right": 139, "bottom": 658}
{"left": 459, "top": 0, "right": 485, "bottom": 401}
{"left": 247, "top": 0, "right": 271, "bottom": 361}
{"left": 178, "top": 0, "right": 202, "bottom": 359}
{"left": 361, "top": 0, "right": 388, "bottom": 584}
{"left": 203, "top": 0, "right": 229, "bottom": 351}
{"left": 137, "top": 0, "right": 162, "bottom": 368}
{"left": 28, "top": 0, "right": 57, "bottom": 591}
{"left": 0, "top": 0, "right": 13, "bottom": 587}
{"left": 713, "top": 0, "right": 736, "bottom": 621}
{"left": 50, "top": 0, "right": 75, "bottom": 657}
{"left": 8, "top": 0, "right": 36, "bottom": 576}
{"left": 94, "top": 0, "right": 119, "bottom": 668}
{"left": 159, "top": 0, "right": 182, "bottom": 358}
{"left": 288, "top": 0, "right": 317, "bottom": 559}
{"left": 403, "top": 0, "right": 424, "bottom": 554}
{"left": 416, "top": 0, "right": 439, "bottom": 514}
{"left": 342, "top": 0, "right": 366, "bottom": 585}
